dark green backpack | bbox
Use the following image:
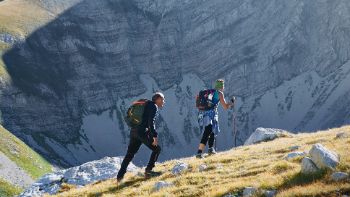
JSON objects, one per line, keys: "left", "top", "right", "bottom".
{"left": 124, "top": 99, "right": 149, "bottom": 128}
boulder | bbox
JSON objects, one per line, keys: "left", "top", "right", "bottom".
{"left": 243, "top": 187, "right": 258, "bottom": 197}
{"left": 309, "top": 144, "right": 339, "bottom": 170}
{"left": 153, "top": 181, "right": 173, "bottom": 191}
{"left": 244, "top": 128, "right": 290, "bottom": 145}
{"left": 284, "top": 152, "right": 306, "bottom": 161}
{"left": 19, "top": 157, "right": 139, "bottom": 197}
{"left": 172, "top": 162, "right": 189, "bottom": 175}
{"left": 301, "top": 157, "right": 319, "bottom": 174}
{"left": 331, "top": 172, "right": 349, "bottom": 181}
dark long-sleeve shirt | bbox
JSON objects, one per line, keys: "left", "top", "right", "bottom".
{"left": 140, "top": 101, "right": 158, "bottom": 137}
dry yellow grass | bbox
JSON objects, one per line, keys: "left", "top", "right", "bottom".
{"left": 51, "top": 126, "right": 350, "bottom": 197}
{"left": 0, "top": 0, "right": 51, "bottom": 36}
{"left": 0, "top": 0, "right": 54, "bottom": 79}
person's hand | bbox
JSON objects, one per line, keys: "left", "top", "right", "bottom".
{"left": 231, "top": 96, "right": 236, "bottom": 104}
{"left": 152, "top": 137, "right": 158, "bottom": 146}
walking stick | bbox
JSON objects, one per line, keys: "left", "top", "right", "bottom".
{"left": 231, "top": 97, "right": 237, "bottom": 147}
{"left": 233, "top": 109, "right": 237, "bottom": 147}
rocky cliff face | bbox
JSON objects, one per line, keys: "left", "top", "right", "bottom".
{"left": 1, "top": 0, "right": 350, "bottom": 166}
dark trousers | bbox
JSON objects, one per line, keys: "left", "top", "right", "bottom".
{"left": 117, "top": 128, "right": 161, "bottom": 179}
{"left": 200, "top": 124, "right": 215, "bottom": 148}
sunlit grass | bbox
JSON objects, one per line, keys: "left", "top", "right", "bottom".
{"left": 0, "top": 178, "right": 22, "bottom": 197}
{"left": 0, "top": 0, "right": 50, "bottom": 36}
{"left": 51, "top": 126, "right": 350, "bottom": 197}
{"left": 0, "top": 125, "right": 52, "bottom": 179}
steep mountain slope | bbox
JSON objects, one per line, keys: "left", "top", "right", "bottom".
{"left": 0, "top": 125, "right": 53, "bottom": 196}
{"left": 51, "top": 126, "right": 350, "bottom": 197}
{"left": 1, "top": 0, "right": 350, "bottom": 167}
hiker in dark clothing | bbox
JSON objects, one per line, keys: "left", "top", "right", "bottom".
{"left": 117, "top": 92, "right": 165, "bottom": 182}
{"left": 196, "top": 79, "right": 235, "bottom": 158}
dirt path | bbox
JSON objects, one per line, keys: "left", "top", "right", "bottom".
{"left": 0, "top": 151, "right": 34, "bottom": 188}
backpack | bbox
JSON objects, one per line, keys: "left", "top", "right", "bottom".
{"left": 124, "top": 99, "right": 149, "bottom": 128}
{"left": 196, "top": 89, "right": 219, "bottom": 111}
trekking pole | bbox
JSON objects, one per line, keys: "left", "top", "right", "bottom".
{"left": 233, "top": 109, "right": 237, "bottom": 147}
{"left": 231, "top": 96, "right": 237, "bottom": 147}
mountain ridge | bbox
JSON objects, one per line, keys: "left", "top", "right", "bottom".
{"left": 1, "top": 0, "right": 350, "bottom": 167}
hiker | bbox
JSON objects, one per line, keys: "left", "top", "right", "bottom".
{"left": 117, "top": 92, "right": 165, "bottom": 182}
{"left": 195, "top": 79, "right": 235, "bottom": 158}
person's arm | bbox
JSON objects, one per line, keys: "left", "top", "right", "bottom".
{"left": 219, "top": 91, "right": 232, "bottom": 110}
{"left": 147, "top": 103, "right": 158, "bottom": 138}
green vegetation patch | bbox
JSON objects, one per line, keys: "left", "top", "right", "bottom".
{"left": 0, "top": 178, "right": 22, "bottom": 197}
{"left": 0, "top": 126, "right": 52, "bottom": 179}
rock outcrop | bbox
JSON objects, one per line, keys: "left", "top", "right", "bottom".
{"left": 331, "top": 172, "right": 349, "bottom": 182}
{"left": 1, "top": 0, "right": 350, "bottom": 167}
{"left": 309, "top": 143, "right": 339, "bottom": 170}
{"left": 172, "top": 162, "right": 189, "bottom": 175}
{"left": 244, "top": 128, "right": 290, "bottom": 145}
{"left": 301, "top": 157, "right": 319, "bottom": 174}
{"left": 19, "top": 157, "right": 139, "bottom": 197}
{"left": 153, "top": 181, "right": 173, "bottom": 191}
{"left": 284, "top": 151, "right": 306, "bottom": 161}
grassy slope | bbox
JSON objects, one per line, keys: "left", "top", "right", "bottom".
{"left": 0, "top": 0, "right": 50, "bottom": 36}
{"left": 54, "top": 126, "right": 350, "bottom": 197}
{"left": 0, "top": 42, "right": 10, "bottom": 78}
{"left": 0, "top": 0, "right": 51, "bottom": 78}
{"left": 0, "top": 125, "right": 52, "bottom": 179}
{"left": 0, "top": 178, "right": 22, "bottom": 197}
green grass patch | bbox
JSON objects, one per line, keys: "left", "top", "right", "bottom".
{"left": 271, "top": 161, "right": 294, "bottom": 174}
{"left": 0, "top": 179, "right": 22, "bottom": 197}
{"left": 280, "top": 170, "right": 327, "bottom": 189}
{"left": 0, "top": 57, "right": 9, "bottom": 77}
{"left": 0, "top": 125, "right": 52, "bottom": 179}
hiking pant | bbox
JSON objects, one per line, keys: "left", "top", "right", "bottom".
{"left": 117, "top": 128, "right": 161, "bottom": 179}
{"left": 200, "top": 124, "right": 215, "bottom": 148}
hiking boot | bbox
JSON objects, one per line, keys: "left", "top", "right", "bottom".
{"left": 145, "top": 170, "right": 162, "bottom": 179}
{"left": 208, "top": 147, "right": 217, "bottom": 155}
{"left": 196, "top": 153, "right": 204, "bottom": 159}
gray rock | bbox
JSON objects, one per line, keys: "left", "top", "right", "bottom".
{"left": 223, "top": 194, "right": 239, "bottom": 197}
{"left": 19, "top": 157, "right": 139, "bottom": 197}
{"left": 284, "top": 151, "right": 306, "bottom": 161}
{"left": 309, "top": 144, "right": 339, "bottom": 170}
{"left": 172, "top": 162, "right": 189, "bottom": 175}
{"left": 63, "top": 157, "right": 138, "bottom": 185}
{"left": 264, "top": 190, "right": 277, "bottom": 197}
{"left": 2, "top": 0, "right": 350, "bottom": 170}
{"left": 198, "top": 164, "right": 208, "bottom": 172}
{"left": 288, "top": 146, "right": 301, "bottom": 151}
{"left": 35, "top": 173, "right": 64, "bottom": 185}
{"left": 301, "top": 157, "right": 319, "bottom": 174}
{"left": 0, "top": 33, "right": 23, "bottom": 44}
{"left": 153, "top": 181, "right": 173, "bottom": 191}
{"left": 331, "top": 172, "right": 349, "bottom": 181}
{"left": 243, "top": 187, "right": 258, "bottom": 197}
{"left": 244, "top": 128, "right": 289, "bottom": 145}
{"left": 336, "top": 132, "right": 349, "bottom": 139}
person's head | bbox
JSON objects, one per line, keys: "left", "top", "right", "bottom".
{"left": 215, "top": 79, "right": 225, "bottom": 91}
{"left": 152, "top": 92, "right": 165, "bottom": 108}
